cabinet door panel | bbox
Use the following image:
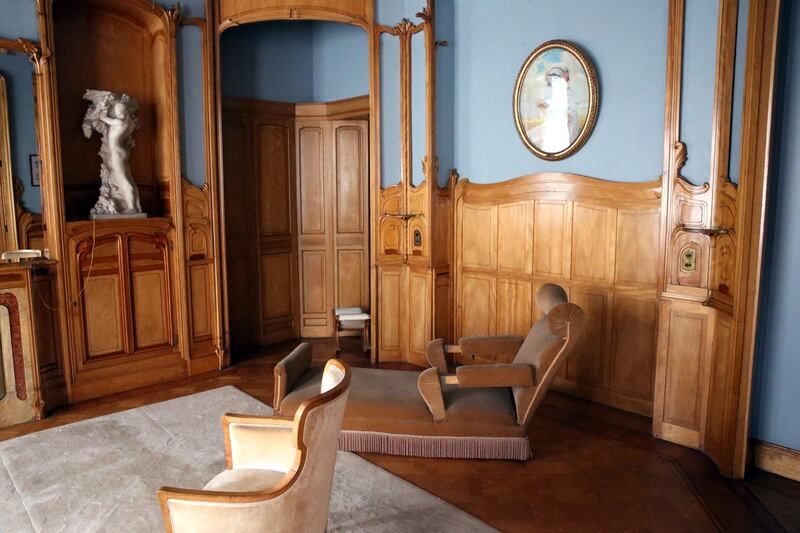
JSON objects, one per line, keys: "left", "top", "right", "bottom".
{"left": 84, "top": 275, "right": 125, "bottom": 357}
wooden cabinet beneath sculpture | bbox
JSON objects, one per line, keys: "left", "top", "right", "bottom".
{"left": 66, "top": 219, "right": 185, "bottom": 402}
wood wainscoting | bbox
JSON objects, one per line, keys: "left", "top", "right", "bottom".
{"left": 454, "top": 173, "right": 661, "bottom": 416}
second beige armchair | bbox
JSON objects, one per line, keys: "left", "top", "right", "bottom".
{"left": 157, "top": 356, "right": 351, "bottom": 533}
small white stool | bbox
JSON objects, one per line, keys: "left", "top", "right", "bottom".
{"left": 334, "top": 307, "right": 370, "bottom": 353}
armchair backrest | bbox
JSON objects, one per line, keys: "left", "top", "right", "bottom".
{"left": 512, "top": 284, "right": 586, "bottom": 425}
{"left": 286, "top": 359, "right": 351, "bottom": 530}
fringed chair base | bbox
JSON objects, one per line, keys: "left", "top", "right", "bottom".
{"left": 339, "top": 430, "right": 531, "bottom": 460}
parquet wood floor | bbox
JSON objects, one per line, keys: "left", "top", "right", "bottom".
{"left": 1, "top": 338, "right": 797, "bottom": 532}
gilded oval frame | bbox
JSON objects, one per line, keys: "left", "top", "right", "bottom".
{"left": 513, "top": 40, "right": 599, "bottom": 161}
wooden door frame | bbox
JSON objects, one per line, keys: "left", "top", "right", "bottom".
{"left": 209, "top": 1, "right": 378, "bottom": 360}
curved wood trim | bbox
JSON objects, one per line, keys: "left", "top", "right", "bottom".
{"left": 219, "top": 8, "right": 368, "bottom": 32}
{"left": 455, "top": 172, "right": 662, "bottom": 205}
{"left": 156, "top": 359, "right": 351, "bottom": 530}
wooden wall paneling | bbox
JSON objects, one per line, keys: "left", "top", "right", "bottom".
{"left": 497, "top": 201, "right": 532, "bottom": 275}
{"left": 28, "top": 265, "right": 68, "bottom": 413}
{"left": 222, "top": 113, "right": 260, "bottom": 351}
{"left": 34, "top": 1, "right": 191, "bottom": 405}
{"left": 182, "top": 181, "right": 221, "bottom": 372}
{"left": 460, "top": 272, "right": 495, "bottom": 339}
{"left": 652, "top": 0, "right": 780, "bottom": 478}
{"left": 377, "top": 265, "right": 404, "bottom": 358}
{"left": 533, "top": 200, "right": 572, "bottom": 279}
{"left": 653, "top": 300, "right": 714, "bottom": 449}
{"left": 372, "top": 2, "right": 444, "bottom": 363}
{"left": 608, "top": 294, "right": 658, "bottom": 414}
{"left": 256, "top": 115, "right": 298, "bottom": 344}
{"left": 455, "top": 173, "right": 662, "bottom": 415}
{"left": 296, "top": 119, "right": 334, "bottom": 337}
{"left": 495, "top": 278, "right": 531, "bottom": 338}
{"left": 571, "top": 204, "right": 615, "bottom": 284}
{"left": 708, "top": 0, "right": 782, "bottom": 477}
{"left": 64, "top": 219, "right": 185, "bottom": 403}
{"left": 332, "top": 120, "right": 369, "bottom": 311}
{"left": 615, "top": 208, "right": 661, "bottom": 287}
{"left": 563, "top": 288, "right": 611, "bottom": 390}
{"left": 181, "top": 14, "right": 226, "bottom": 371}
{"left": 407, "top": 268, "right": 431, "bottom": 363}
{"left": 217, "top": 0, "right": 370, "bottom": 30}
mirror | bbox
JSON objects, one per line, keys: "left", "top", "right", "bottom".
{"left": 0, "top": 47, "right": 43, "bottom": 253}
{"left": 513, "top": 40, "right": 599, "bottom": 161}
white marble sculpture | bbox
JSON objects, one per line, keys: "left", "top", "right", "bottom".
{"left": 82, "top": 90, "right": 144, "bottom": 218}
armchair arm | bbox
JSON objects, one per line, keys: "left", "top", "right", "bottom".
{"left": 157, "top": 480, "right": 293, "bottom": 533}
{"left": 222, "top": 413, "right": 297, "bottom": 471}
{"left": 417, "top": 368, "right": 445, "bottom": 421}
{"left": 452, "top": 363, "right": 535, "bottom": 388}
{"left": 457, "top": 335, "right": 525, "bottom": 364}
{"left": 425, "top": 339, "right": 448, "bottom": 372}
{"left": 273, "top": 343, "right": 313, "bottom": 410}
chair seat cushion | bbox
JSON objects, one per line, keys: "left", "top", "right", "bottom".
{"left": 335, "top": 307, "right": 365, "bottom": 316}
{"left": 277, "top": 367, "right": 525, "bottom": 438}
{"left": 204, "top": 468, "right": 286, "bottom": 493}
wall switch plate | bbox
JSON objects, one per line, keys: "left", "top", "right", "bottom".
{"left": 681, "top": 248, "right": 697, "bottom": 272}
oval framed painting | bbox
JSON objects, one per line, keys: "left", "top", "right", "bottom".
{"left": 513, "top": 40, "right": 599, "bottom": 161}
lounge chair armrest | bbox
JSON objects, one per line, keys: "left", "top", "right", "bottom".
{"left": 417, "top": 367, "right": 446, "bottom": 421}
{"left": 274, "top": 342, "right": 313, "bottom": 410}
{"left": 458, "top": 335, "right": 525, "bottom": 364}
{"left": 222, "top": 413, "right": 296, "bottom": 470}
{"left": 425, "top": 339, "right": 448, "bottom": 372}
{"left": 451, "top": 363, "right": 535, "bottom": 388}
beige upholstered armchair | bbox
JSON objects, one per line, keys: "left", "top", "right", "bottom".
{"left": 157, "top": 355, "right": 351, "bottom": 533}
{"left": 419, "top": 284, "right": 586, "bottom": 425}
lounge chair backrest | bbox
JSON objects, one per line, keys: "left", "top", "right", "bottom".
{"left": 512, "top": 284, "right": 586, "bottom": 425}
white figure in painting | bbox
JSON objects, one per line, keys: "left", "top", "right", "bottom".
{"left": 528, "top": 65, "right": 578, "bottom": 153}
{"left": 82, "top": 90, "right": 143, "bottom": 216}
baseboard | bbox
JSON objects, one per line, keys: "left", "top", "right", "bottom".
{"left": 753, "top": 440, "right": 800, "bottom": 482}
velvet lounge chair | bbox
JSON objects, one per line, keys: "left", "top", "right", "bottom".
{"left": 274, "top": 284, "right": 586, "bottom": 460}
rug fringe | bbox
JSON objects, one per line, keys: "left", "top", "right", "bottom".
{"left": 339, "top": 430, "right": 531, "bottom": 460}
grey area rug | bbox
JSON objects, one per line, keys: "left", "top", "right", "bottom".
{"left": 0, "top": 386, "right": 496, "bottom": 533}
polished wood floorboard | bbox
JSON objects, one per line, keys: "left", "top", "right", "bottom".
{"left": 2, "top": 338, "right": 798, "bottom": 532}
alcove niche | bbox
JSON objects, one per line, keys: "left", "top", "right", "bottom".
{"left": 53, "top": 0, "right": 179, "bottom": 221}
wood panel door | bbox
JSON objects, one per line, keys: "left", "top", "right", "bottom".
{"left": 223, "top": 115, "right": 259, "bottom": 352}
{"left": 254, "top": 117, "right": 298, "bottom": 345}
{"left": 332, "top": 120, "right": 369, "bottom": 312}
{"left": 296, "top": 119, "right": 368, "bottom": 337}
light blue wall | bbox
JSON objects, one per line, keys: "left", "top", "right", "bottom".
{"left": 178, "top": 25, "right": 206, "bottom": 188}
{"left": 0, "top": 1, "right": 38, "bottom": 41}
{"left": 311, "top": 22, "right": 369, "bottom": 102}
{"left": 681, "top": 0, "right": 720, "bottom": 185}
{"left": 221, "top": 21, "right": 368, "bottom": 103}
{"left": 451, "top": 0, "right": 668, "bottom": 184}
{"left": 0, "top": 53, "right": 40, "bottom": 213}
{"left": 435, "top": 0, "right": 455, "bottom": 186}
{"left": 751, "top": 0, "right": 800, "bottom": 452}
{"left": 728, "top": 0, "right": 749, "bottom": 184}
{"left": 221, "top": 21, "right": 315, "bottom": 102}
